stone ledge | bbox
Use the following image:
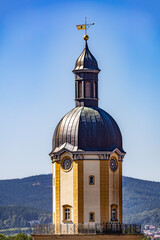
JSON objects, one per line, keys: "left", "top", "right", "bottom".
{"left": 32, "top": 234, "right": 143, "bottom": 240}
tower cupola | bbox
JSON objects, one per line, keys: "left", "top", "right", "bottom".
{"left": 73, "top": 38, "right": 100, "bottom": 107}
{"left": 49, "top": 30, "right": 126, "bottom": 233}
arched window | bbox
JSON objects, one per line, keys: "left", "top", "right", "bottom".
{"left": 112, "top": 209, "right": 116, "bottom": 221}
{"left": 93, "top": 81, "right": 97, "bottom": 98}
{"left": 78, "top": 81, "right": 82, "bottom": 98}
{"left": 85, "top": 81, "right": 91, "bottom": 98}
{"left": 63, "top": 205, "right": 71, "bottom": 222}
{"left": 89, "top": 212, "right": 95, "bottom": 222}
{"left": 111, "top": 204, "right": 118, "bottom": 221}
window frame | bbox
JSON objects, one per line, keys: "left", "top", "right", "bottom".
{"left": 111, "top": 204, "right": 118, "bottom": 222}
{"left": 85, "top": 81, "right": 91, "bottom": 98}
{"left": 89, "top": 212, "right": 95, "bottom": 222}
{"left": 110, "top": 158, "right": 118, "bottom": 172}
{"left": 89, "top": 175, "right": 95, "bottom": 185}
{"left": 61, "top": 156, "right": 73, "bottom": 172}
{"left": 63, "top": 205, "right": 72, "bottom": 223}
{"left": 78, "top": 81, "right": 83, "bottom": 98}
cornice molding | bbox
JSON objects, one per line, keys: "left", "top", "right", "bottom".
{"left": 50, "top": 146, "right": 126, "bottom": 163}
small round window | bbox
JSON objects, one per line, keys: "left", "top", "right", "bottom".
{"left": 110, "top": 159, "right": 117, "bottom": 171}
{"left": 62, "top": 158, "right": 72, "bottom": 171}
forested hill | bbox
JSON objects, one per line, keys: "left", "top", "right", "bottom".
{"left": 0, "top": 174, "right": 52, "bottom": 211}
{"left": 123, "top": 176, "right": 160, "bottom": 225}
{"left": 0, "top": 174, "right": 160, "bottom": 226}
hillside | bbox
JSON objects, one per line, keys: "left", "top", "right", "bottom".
{"left": 0, "top": 206, "right": 51, "bottom": 228}
{"left": 123, "top": 176, "right": 160, "bottom": 226}
{"left": 0, "top": 174, "right": 160, "bottom": 227}
{"left": 0, "top": 174, "right": 52, "bottom": 212}
{"left": 123, "top": 176, "right": 160, "bottom": 214}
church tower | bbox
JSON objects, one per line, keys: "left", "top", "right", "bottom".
{"left": 49, "top": 35, "right": 126, "bottom": 233}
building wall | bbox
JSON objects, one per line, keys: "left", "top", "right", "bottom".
{"left": 109, "top": 152, "right": 120, "bottom": 222}
{"left": 83, "top": 160, "right": 100, "bottom": 224}
{"left": 119, "top": 161, "right": 122, "bottom": 223}
{"left": 60, "top": 163, "right": 73, "bottom": 223}
{"left": 52, "top": 163, "right": 55, "bottom": 223}
{"left": 52, "top": 151, "right": 123, "bottom": 227}
{"left": 77, "top": 160, "right": 83, "bottom": 224}
{"left": 55, "top": 161, "right": 60, "bottom": 225}
{"left": 100, "top": 159, "right": 109, "bottom": 223}
{"left": 60, "top": 153, "right": 73, "bottom": 223}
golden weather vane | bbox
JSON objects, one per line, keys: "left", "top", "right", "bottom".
{"left": 76, "top": 17, "right": 94, "bottom": 40}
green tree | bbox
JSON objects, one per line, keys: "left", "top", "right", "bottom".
{"left": 0, "top": 234, "right": 7, "bottom": 240}
{"left": 8, "top": 236, "right": 15, "bottom": 240}
{"left": 15, "top": 233, "right": 29, "bottom": 240}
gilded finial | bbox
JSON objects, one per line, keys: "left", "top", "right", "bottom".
{"left": 84, "top": 34, "right": 89, "bottom": 41}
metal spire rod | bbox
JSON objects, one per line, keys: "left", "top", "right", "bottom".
{"left": 85, "top": 17, "right": 94, "bottom": 33}
{"left": 76, "top": 17, "right": 94, "bottom": 35}
{"left": 85, "top": 17, "right": 87, "bottom": 35}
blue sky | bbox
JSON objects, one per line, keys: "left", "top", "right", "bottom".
{"left": 0, "top": 0, "right": 160, "bottom": 180}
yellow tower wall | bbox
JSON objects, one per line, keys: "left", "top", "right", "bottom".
{"left": 100, "top": 159, "right": 109, "bottom": 223}
{"left": 77, "top": 160, "right": 84, "bottom": 224}
{"left": 52, "top": 151, "right": 124, "bottom": 227}
{"left": 109, "top": 152, "right": 122, "bottom": 222}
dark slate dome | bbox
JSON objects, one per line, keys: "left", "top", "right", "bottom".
{"left": 52, "top": 106, "right": 124, "bottom": 152}
{"left": 73, "top": 42, "right": 100, "bottom": 72}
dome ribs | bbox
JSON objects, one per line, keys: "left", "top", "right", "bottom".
{"left": 70, "top": 107, "right": 82, "bottom": 147}
{"left": 64, "top": 108, "right": 78, "bottom": 145}
{"left": 52, "top": 107, "right": 124, "bottom": 152}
